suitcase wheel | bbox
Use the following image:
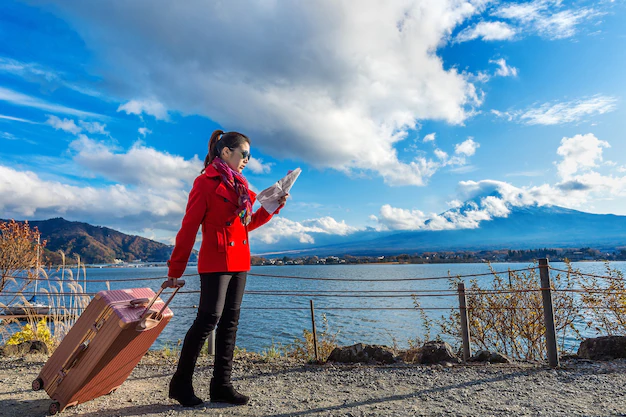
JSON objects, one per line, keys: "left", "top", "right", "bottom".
{"left": 48, "top": 401, "right": 61, "bottom": 415}
{"left": 32, "top": 377, "right": 44, "bottom": 391}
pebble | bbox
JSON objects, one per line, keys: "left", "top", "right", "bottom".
{"left": 3, "top": 355, "right": 626, "bottom": 416}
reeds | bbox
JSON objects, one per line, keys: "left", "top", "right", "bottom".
{"left": 0, "top": 252, "right": 91, "bottom": 350}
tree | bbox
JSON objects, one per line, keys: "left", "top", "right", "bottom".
{"left": 0, "top": 220, "right": 46, "bottom": 292}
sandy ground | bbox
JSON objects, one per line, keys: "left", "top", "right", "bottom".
{"left": 2, "top": 352, "right": 626, "bottom": 417}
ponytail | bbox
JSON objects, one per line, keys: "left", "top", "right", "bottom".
{"left": 202, "top": 129, "right": 224, "bottom": 173}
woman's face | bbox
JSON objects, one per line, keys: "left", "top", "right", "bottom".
{"left": 222, "top": 142, "right": 251, "bottom": 173}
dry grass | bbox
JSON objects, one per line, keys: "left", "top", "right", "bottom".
{"left": 575, "top": 262, "right": 626, "bottom": 336}
{"left": 438, "top": 262, "right": 583, "bottom": 361}
{"left": 1, "top": 219, "right": 90, "bottom": 350}
{"left": 286, "top": 314, "right": 339, "bottom": 362}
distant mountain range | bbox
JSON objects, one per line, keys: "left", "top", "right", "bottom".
{"left": 4, "top": 201, "right": 626, "bottom": 263}
{"left": 251, "top": 204, "right": 626, "bottom": 257}
{"left": 5, "top": 218, "right": 177, "bottom": 265}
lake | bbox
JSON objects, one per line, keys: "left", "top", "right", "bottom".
{"left": 2, "top": 261, "right": 625, "bottom": 352}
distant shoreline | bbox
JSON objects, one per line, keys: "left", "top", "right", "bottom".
{"left": 43, "top": 258, "right": 623, "bottom": 269}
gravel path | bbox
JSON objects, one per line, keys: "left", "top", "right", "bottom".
{"left": 2, "top": 353, "right": 626, "bottom": 416}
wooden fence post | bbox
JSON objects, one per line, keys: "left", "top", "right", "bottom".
{"left": 539, "top": 258, "right": 559, "bottom": 368}
{"left": 310, "top": 299, "right": 319, "bottom": 362}
{"left": 458, "top": 282, "right": 472, "bottom": 362}
{"left": 206, "top": 329, "right": 216, "bottom": 355}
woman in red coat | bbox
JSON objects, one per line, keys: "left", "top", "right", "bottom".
{"left": 167, "top": 130, "right": 286, "bottom": 407}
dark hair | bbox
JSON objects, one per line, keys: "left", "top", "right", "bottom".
{"left": 202, "top": 129, "right": 251, "bottom": 172}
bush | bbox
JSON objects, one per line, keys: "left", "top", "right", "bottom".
{"left": 439, "top": 262, "right": 582, "bottom": 361}
{"left": 260, "top": 340, "right": 284, "bottom": 362}
{"left": 286, "top": 314, "right": 338, "bottom": 362}
{"left": 0, "top": 219, "right": 45, "bottom": 292}
{"left": 577, "top": 262, "right": 626, "bottom": 336}
{"left": 6, "top": 318, "right": 53, "bottom": 349}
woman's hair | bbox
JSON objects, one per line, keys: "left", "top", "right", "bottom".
{"left": 202, "top": 129, "right": 251, "bottom": 172}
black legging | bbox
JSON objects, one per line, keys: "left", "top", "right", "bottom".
{"left": 174, "top": 271, "right": 247, "bottom": 385}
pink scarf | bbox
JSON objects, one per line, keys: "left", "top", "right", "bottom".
{"left": 212, "top": 157, "right": 252, "bottom": 225}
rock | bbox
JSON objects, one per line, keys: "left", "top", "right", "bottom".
{"left": 327, "top": 343, "right": 397, "bottom": 364}
{"left": 1, "top": 343, "right": 24, "bottom": 356}
{"left": 578, "top": 336, "right": 626, "bottom": 360}
{"left": 28, "top": 341, "right": 49, "bottom": 355}
{"left": 0, "top": 341, "right": 48, "bottom": 356}
{"left": 468, "top": 350, "right": 512, "bottom": 364}
{"left": 401, "top": 347, "right": 421, "bottom": 363}
{"left": 417, "top": 341, "right": 460, "bottom": 365}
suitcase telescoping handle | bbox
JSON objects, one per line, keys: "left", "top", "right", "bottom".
{"left": 137, "top": 279, "right": 185, "bottom": 331}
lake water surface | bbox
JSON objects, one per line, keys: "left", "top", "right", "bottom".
{"left": 3, "top": 262, "right": 625, "bottom": 352}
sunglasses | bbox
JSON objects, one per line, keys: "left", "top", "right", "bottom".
{"left": 228, "top": 147, "right": 251, "bottom": 160}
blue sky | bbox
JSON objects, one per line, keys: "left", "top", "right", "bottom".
{"left": 1, "top": 0, "right": 625, "bottom": 251}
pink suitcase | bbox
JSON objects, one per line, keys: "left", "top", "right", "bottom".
{"left": 32, "top": 280, "right": 184, "bottom": 415}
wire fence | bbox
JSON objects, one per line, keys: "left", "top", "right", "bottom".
{"left": 2, "top": 264, "right": 625, "bottom": 306}
{"left": 2, "top": 261, "right": 625, "bottom": 366}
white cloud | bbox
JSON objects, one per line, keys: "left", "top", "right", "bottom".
{"left": 118, "top": 99, "right": 169, "bottom": 120}
{"left": 138, "top": 127, "right": 152, "bottom": 137}
{"left": 69, "top": 136, "right": 201, "bottom": 189}
{"left": 246, "top": 157, "right": 273, "bottom": 174}
{"left": 250, "top": 215, "right": 358, "bottom": 244}
{"left": 0, "top": 86, "right": 101, "bottom": 118}
{"left": 493, "top": 2, "right": 542, "bottom": 22}
{"left": 374, "top": 196, "right": 511, "bottom": 231}
{"left": 396, "top": 138, "right": 480, "bottom": 182}
{"left": 0, "top": 164, "right": 189, "bottom": 232}
{"left": 374, "top": 133, "right": 626, "bottom": 231}
{"left": 556, "top": 133, "right": 610, "bottom": 179}
{"left": 492, "top": 0, "right": 600, "bottom": 40}
{"left": 447, "top": 199, "right": 463, "bottom": 208}
{"left": 455, "top": 21, "right": 517, "bottom": 42}
{"left": 79, "top": 120, "right": 108, "bottom": 135}
{"left": 0, "top": 131, "right": 36, "bottom": 145}
{"left": 0, "top": 114, "right": 39, "bottom": 124}
{"left": 423, "top": 133, "right": 436, "bottom": 142}
{"left": 375, "top": 205, "right": 428, "bottom": 231}
{"left": 46, "top": 116, "right": 109, "bottom": 136}
{"left": 46, "top": 115, "right": 81, "bottom": 135}
{"left": 520, "top": 96, "right": 618, "bottom": 125}
{"left": 374, "top": 186, "right": 513, "bottom": 231}
{"left": 490, "top": 58, "right": 518, "bottom": 77}
{"left": 434, "top": 149, "right": 449, "bottom": 161}
{"left": 0, "top": 57, "right": 103, "bottom": 98}
{"left": 303, "top": 217, "right": 359, "bottom": 236}
{"left": 491, "top": 109, "right": 514, "bottom": 121}
{"left": 494, "top": 95, "right": 618, "bottom": 125}
{"left": 43, "top": 1, "right": 489, "bottom": 187}
{"left": 455, "top": 138, "right": 480, "bottom": 156}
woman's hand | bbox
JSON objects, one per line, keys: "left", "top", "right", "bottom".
{"left": 278, "top": 193, "right": 289, "bottom": 207}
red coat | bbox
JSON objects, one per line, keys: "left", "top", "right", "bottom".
{"left": 167, "top": 165, "right": 278, "bottom": 278}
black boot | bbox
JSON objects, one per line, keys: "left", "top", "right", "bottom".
{"left": 210, "top": 378, "right": 249, "bottom": 405}
{"left": 210, "top": 308, "right": 249, "bottom": 405}
{"left": 169, "top": 311, "right": 218, "bottom": 407}
{"left": 169, "top": 372, "right": 203, "bottom": 407}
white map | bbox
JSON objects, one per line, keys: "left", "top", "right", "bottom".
{"left": 256, "top": 168, "right": 301, "bottom": 214}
